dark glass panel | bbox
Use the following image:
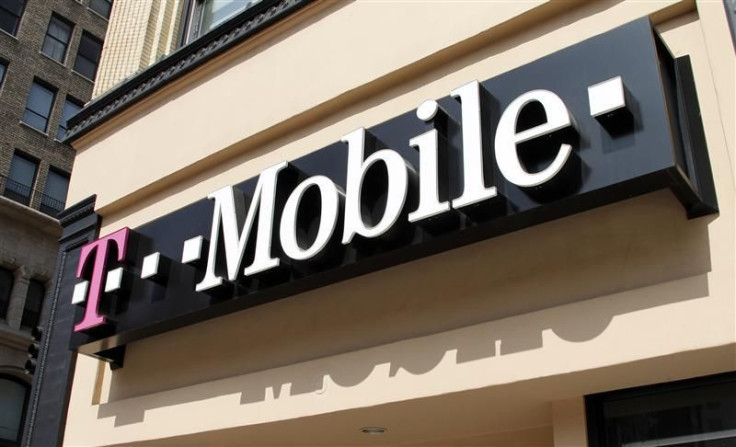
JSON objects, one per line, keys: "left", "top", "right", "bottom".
{"left": 20, "top": 279, "right": 44, "bottom": 329}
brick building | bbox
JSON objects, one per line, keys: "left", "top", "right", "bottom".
{"left": 0, "top": 1, "right": 108, "bottom": 446}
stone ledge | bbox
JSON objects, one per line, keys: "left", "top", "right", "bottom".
{"left": 0, "top": 196, "right": 62, "bottom": 237}
{"left": 0, "top": 324, "right": 31, "bottom": 351}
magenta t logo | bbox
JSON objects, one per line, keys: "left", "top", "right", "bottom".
{"left": 73, "top": 228, "right": 130, "bottom": 333}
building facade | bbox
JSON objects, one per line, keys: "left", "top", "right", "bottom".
{"left": 0, "top": 0, "right": 109, "bottom": 446}
{"left": 91, "top": 0, "right": 185, "bottom": 98}
{"left": 33, "top": 0, "right": 736, "bottom": 446}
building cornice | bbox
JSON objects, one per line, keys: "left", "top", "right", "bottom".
{"left": 57, "top": 195, "right": 96, "bottom": 228}
{"left": 64, "top": 0, "right": 314, "bottom": 144}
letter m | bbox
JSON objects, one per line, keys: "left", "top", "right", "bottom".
{"left": 196, "top": 162, "right": 287, "bottom": 292}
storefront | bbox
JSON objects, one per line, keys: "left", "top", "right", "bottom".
{"left": 26, "top": 1, "right": 735, "bottom": 446}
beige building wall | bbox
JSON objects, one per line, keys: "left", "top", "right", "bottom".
{"left": 64, "top": 0, "right": 735, "bottom": 445}
{"left": 92, "top": 0, "right": 185, "bottom": 98}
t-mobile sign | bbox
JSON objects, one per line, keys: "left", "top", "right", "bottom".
{"left": 67, "top": 19, "right": 716, "bottom": 367}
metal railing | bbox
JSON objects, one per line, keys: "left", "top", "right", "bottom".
{"left": 0, "top": 175, "right": 65, "bottom": 218}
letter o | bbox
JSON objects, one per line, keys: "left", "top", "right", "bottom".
{"left": 280, "top": 176, "right": 341, "bottom": 261}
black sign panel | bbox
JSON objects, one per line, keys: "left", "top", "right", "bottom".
{"left": 65, "top": 18, "right": 716, "bottom": 365}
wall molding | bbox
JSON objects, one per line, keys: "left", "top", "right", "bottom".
{"left": 65, "top": 0, "right": 314, "bottom": 144}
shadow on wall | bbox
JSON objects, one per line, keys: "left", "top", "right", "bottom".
{"left": 118, "top": 347, "right": 732, "bottom": 447}
{"left": 91, "top": 0, "right": 714, "bottom": 429}
{"left": 96, "top": 187, "right": 715, "bottom": 426}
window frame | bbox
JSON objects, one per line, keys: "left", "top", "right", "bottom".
{"left": 40, "top": 167, "right": 70, "bottom": 216}
{"left": 0, "top": 0, "right": 26, "bottom": 37}
{"left": 88, "top": 0, "right": 113, "bottom": 20}
{"left": 56, "top": 96, "right": 84, "bottom": 141}
{"left": 4, "top": 151, "right": 39, "bottom": 206}
{"left": 200, "top": 0, "right": 263, "bottom": 34}
{"left": 585, "top": 372, "right": 736, "bottom": 447}
{"left": 0, "top": 59, "right": 7, "bottom": 89}
{"left": 0, "top": 374, "right": 30, "bottom": 447}
{"left": 0, "top": 266, "right": 13, "bottom": 321}
{"left": 183, "top": 0, "right": 270, "bottom": 44}
{"left": 20, "top": 279, "right": 45, "bottom": 330}
{"left": 73, "top": 31, "right": 103, "bottom": 81}
{"left": 41, "top": 13, "right": 74, "bottom": 64}
{"left": 22, "top": 79, "right": 57, "bottom": 134}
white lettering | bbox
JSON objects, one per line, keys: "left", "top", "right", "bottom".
{"left": 450, "top": 80, "right": 497, "bottom": 208}
{"left": 195, "top": 162, "right": 286, "bottom": 292}
{"left": 494, "top": 90, "right": 574, "bottom": 187}
{"left": 341, "top": 128, "right": 410, "bottom": 244}
{"left": 408, "top": 129, "right": 450, "bottom": 222}
{"left": 280, "top": 176, "right": 342, "bottom": 261}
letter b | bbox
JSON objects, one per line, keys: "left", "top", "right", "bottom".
{"left": 341, "top": 128, "right": 411, "bottom": 244}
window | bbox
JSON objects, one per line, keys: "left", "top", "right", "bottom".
{"left": 188, "top": 0, "right": 263, "bottom": 41}
{"left": 56, "top": 97, "right": 83, "bottom": 140}
{"left": 200, "top": 0, "right": 263, "bottom": 33}
{"left": 4, "top": 152, "right": 37, "bottom": 206}
{"left": 40, "top": 169, "right": 69, "bottom": 216}
{"left": 0, "top": 60, "right": 6, "bottom": 88}
{"left": 22, "top": 80, "right": 56, "bottom": 133}
{"left": 0, "top": 267, "right": 12, "bottom": 320}
{"left": 73, "top": 32, "right": 102, "bottom": 81}
{"left": 0, "top": 0, "right": 25, "bottom": 36}
{"left": 20, "top": 279, "right": 44, "bottom": 330}
{"left": 89, "top": 0, "right": 112, "bottom": 20}
{"left": 0, "top": 375, "right": 29, "bottom": 446}
{"left": 41, "top": 14, "right": 73, "bottom": 63}
{"left": 587, "top": 373, "right": 736, "bottom": 447}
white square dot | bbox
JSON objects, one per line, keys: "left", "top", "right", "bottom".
{"left": 182, "top": 236, "right": 204, "bottom": 264}
{"left": 105, "top": 267, "right": 124, "bottom": 293}
{"left": 72, "top": 281, "right": 89, "bottom": 305}
{"left": 141, "top": 252, "right": 161, "bottom": 279}
{"left": 588, "top": 76, "right": 626, "bottom": 117}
